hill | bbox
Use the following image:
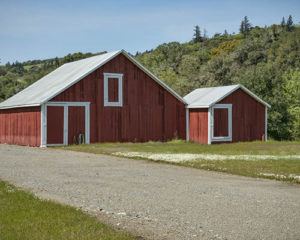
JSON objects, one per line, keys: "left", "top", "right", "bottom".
{"left": 0, "top": 22, "right": 299, "bottom": 140}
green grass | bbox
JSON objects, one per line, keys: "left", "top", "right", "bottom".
{"left": 61, "top": 140, "right": 300, "bottom": 183}
{"left": 61, "top": 140, "right": 300, "bottom": 155}
{"left": 0, "top": 180, "right": 135, "bottom": 240}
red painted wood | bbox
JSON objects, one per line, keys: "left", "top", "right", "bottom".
{"left": 0, "top": 107, "right": 40, "bottom": 146}
{"left": 108, "top": 78, "right": 119, "bottom": 102}
{"left": 51, "top": 53, "right": 186, "bottom": 142}
{"left": 218, "top": 89, "right": 265, "bottom": 142}
{"left": 189, "top": 108, "right": 208, "bottom": 144}
{"left": 47, "top": 106, "right": 64, "bottom": 144}
{"left": 213, "top": 108, "right": 228, "bottom": 137}
{"left": 68, "top": 106, "right": 85, "bottom": 144}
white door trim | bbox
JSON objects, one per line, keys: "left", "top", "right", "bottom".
{"left": 265, "top": 106, "right": 268, "bottom": 141}
{"left": 41, "top": 101, "right": 90, "bottom": 147}
{"left": 208, "top": 107, "right": 212, "bottom": 144}
{"left": 40, "top": 104, "right": 47, "bottom": 147}
{"left": 211, "top": 104, "right": 232, "bottom": 142}
{"left": 185, "top": 108, "right": 190, "bottom": 141}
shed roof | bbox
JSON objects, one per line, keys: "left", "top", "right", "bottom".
{"left": 0, "top": 50, "right": 185, "bottom": 109}
{"left": 184, "top": 84, "right": 270, "bottom": 108}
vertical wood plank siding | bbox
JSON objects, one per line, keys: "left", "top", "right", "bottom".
{"left": 218, "top": 89, "right": 265, "bottom": 142}
{"left": 108, "top": 78, "right": 119, "bottom": 102}
{"left": 68, "top": 106, "right": 85, "bottom": 144}
{"left": 50, "top": 54, "right": 186, "bottom": 142}
{"left": 0, "top": 107, "right": 41, "bottom": 146}
{"left": 189, "top": 108, "right": 208, "bottom": 144}
{"left": 213, "top": 108, "right": 228, "bottom": 137}
{"left": 47, "top": 106, "right": 64, "bottom": 144}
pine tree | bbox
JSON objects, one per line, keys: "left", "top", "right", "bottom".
{"left": 193, "top": 25, "right": 202, "bottom": 43}
{"left": 240, "top": 16, "right": 252, "bottom": 36}
{"left": 243, "top": 16, "right": 251, "bottom": 34}
{"left": 281, "top": 17, "right": 286, "bottom": 28}
{"left": 224, "top": 29, "right": 229, "bottom": 36}
{"left": 239, "top": 19, "right": 245, "bottom": 34}
{"left": 286, "top": 15, "right": 294, "bottom": 31}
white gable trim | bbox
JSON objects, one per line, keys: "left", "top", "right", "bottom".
{"left": 187, "top": 84, "right": 270, "bottom": 108}
{"left": 210, "top": 85, "right": 270, "bottom": 108}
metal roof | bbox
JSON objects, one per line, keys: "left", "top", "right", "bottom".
{"left": 0, "top": 50, "right": 185, "bottom": 109}
{"left": 184, "top": 84, "right": 270, "bottom": 108}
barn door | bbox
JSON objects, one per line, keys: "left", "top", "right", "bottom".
{"left": 46, "top": 106, "right": 64, "bottom": 144}
{"left": 68, "top": 106, "right": 85, "bottom": 144}
{"left": 43, "top": 102, "right": 90, "bottom": 146}
{"left": 211, "top": 104, "right": 232, "bottom": 142}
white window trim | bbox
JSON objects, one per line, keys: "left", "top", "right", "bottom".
{"left": 210, "top": 104, "right": 232, "bottom": 142}
{"left": 40, "top": 101, "right": 90, "bottom": 147}
{"left": 103, "top": 73, "right": 123, "bottom": 107}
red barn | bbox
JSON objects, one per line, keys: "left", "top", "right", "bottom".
{"left": 0, "top": 50, "right": 186, "bottom": 147}
{"left": 184, "top": 85, "right": 270, "bottom": 144}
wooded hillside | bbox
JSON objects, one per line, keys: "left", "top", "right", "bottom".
{"left": 0, "top": 17, "right": 299, "bottom": 140}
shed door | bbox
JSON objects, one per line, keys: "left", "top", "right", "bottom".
{"left": 68, "top": 106, "right": 85, "bottom": 144}
{"left": 47, "top": 106, "right": 64, "bottom": 144}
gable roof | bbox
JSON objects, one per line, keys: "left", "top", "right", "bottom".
{"left": 184, "top": 84, "right": 270, "bottom": 108}
{"left": 0, "top": 50, "right": 185, "bottom": 109}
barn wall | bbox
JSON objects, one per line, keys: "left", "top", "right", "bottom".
{"left": 0, "top": 107, "right": 41, "bottom": 146}
{"left": 218, "top": 89, "right": 265, "bottom": 142}
{"left": 50, "top": 53, "right": 186, "bottom": 142}
{"left": 189, "top": 108, "right": 208, "bottom": 144}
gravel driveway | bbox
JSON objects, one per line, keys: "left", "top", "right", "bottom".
{"left": 0, "top": 144, "right": 299, "bottom": 240}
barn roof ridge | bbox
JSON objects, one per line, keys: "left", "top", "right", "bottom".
{"left": 0, "top": 50, "right": 185, "bottom": 109}
{"left": 184, "top": 84, "right": 270, "bottom": 108}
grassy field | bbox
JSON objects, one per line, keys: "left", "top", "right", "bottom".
{"left": 61, "top": 140, "right": 300, "bottom": 183}
{"left": 0, "top": 180, "right": 135, "bottom": 240}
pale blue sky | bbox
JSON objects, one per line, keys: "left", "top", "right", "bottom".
{"left": 0, "top": 0, "right": 299, "bottom": 63}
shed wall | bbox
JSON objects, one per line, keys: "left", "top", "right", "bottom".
{"left": 0, "top": 107, "right": 41, "bottom": 146}
{"left": 189, "top": 108, "right": 208, "bottom": 144}
{"left": 218, "top": 89, "right": 265, "bottom": 142}
{"left": 50, "top": 54, "right": 186, "bottom": 142}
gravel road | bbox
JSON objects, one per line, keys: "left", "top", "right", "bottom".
{"left": 0, "top": 144, "right": 299, "bottom": 240}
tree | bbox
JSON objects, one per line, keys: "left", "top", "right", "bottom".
{"left": 224, "top": 29, "right": 229, "bottom": 36}
{"left": 281, "top": 17, "right": 286, "bottom": 28}
{"left": 286, "top": 15, "right": 294, "bottom": 31}
{"left": 193, "top": 25, "right": 202, "bottom": 43}
{"left": 240, "top": 16, "right": 252, "bottom": 36}
{"left": 239, "top": 20, "right": 245, "bottom": 34}
{"left": 283, "top": 69, "right": 300, "bottom": 139}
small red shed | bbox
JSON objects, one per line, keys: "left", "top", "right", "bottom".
{"left": 0, "top": 50, "right": 186, "bottom": 147}
{"left": 184, "top": 85, "right": 270, "bottom": 144}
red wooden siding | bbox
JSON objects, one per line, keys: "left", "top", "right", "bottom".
{"left": 47, "top": 106, "right": 64, "bottom": 144}
{"left": 218, "top": 89, "right": 265, "bottom": 142}
{"left": 68, "top": 106, "right": 85, "bottom": 144}
{"left": 189, "top": 108, "right": 208, "bottom": 144}
{"left": 108, "top": 78, "right": 119, "bottom": 102}
{"left": 51, "top": 53, "right": 186, "bottom": 142}
{"left": 0, "top": 107, "right": 40, "bottom": 146}
{"left": 213, "top": 108, "right": 228, "bottom": 137}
